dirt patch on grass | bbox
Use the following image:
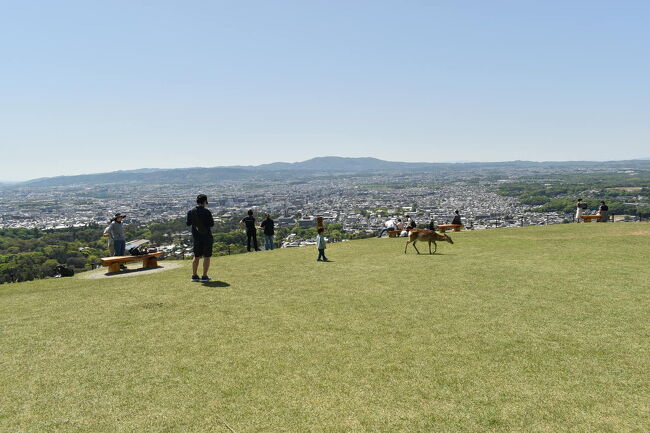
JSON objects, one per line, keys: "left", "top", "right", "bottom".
{"left": 80, "top": 261, "right": 181, "bottom": 279}
{"left": 630, "top": 230, "right": 650, "bottom": 236}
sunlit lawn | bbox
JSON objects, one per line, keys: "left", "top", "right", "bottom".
{"left": 1, "top": 223, "right": 649, "bottom": 432}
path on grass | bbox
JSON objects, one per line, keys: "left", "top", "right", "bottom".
{"left": 80, "top": 261, "right": 181, "bottom": 279}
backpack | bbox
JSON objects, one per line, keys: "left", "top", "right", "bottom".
{"left": 54, "top": 265, "right": 75, "bottom": 277}
{"left": 129, "top": 245, "right": 149, "bottom": 256}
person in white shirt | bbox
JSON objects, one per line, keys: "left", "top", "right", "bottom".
{"left": 575, "top": 199, "right": 586, "bottom": 222}
{"left": 377, "top": 218, "right": 397, "bottom": 238}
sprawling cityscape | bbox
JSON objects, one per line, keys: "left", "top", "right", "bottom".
{"left": 0, "top": 170, "right": 614, "bottom": 237}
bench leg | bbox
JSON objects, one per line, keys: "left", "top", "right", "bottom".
{"left": 108, "top": 263, "right": 121, "bottom": 273}
{"left": 143, "top": 257, "right": 158, "bottom": 268}
{"left": 454, "top": 227, "right": 461, "bottom": 232}
{"left": 439, "top": 228, "right": 446, "bottom": 233}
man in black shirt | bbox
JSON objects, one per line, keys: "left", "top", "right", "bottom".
{"left": 240, "top": 209, "right": 260, "bottom": 251}
{"left": 260, "top": 213, "right": 275, "bottom": 250}
{"left": 186, "top": 194, "right": 214, "bottom": 281}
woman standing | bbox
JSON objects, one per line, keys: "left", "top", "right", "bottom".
{"left": 106, "top": 213, "right": 127, "bottom": 256}
{"left": 575, "top": 199, "right": 585, "bottom": 223}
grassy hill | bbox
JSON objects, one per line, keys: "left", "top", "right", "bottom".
{"left": 1, "top": 224, "right": 649, "bottom": 432}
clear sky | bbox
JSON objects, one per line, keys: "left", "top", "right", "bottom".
{"left": 1, "top": 1, "right": 649, "bottom": 180}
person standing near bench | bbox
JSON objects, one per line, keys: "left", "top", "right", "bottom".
{"left": 575, "top": 199, "right": 586, "bottom": 222}
{"left": 260, "top": 213, "right": 275, "bottom": 250}
{"left": 598, "top": 201, "right": 609, "bottom": 222}
{"left": 106, "top": 213, "right": 127, "bottom": 257}
{"left": 451, "top": 210, "right": 462, "bottom": 226}
{"left": 240, "top": 209, "right": 260, "bottom": 252}
{"left": 187, "top": 194, "right": 214, "bottom": 282}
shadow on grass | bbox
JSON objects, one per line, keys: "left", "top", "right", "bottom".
{"left": 105, "top": 266, "right": 162, "bottom": 276}
{"left": 201, "top": 281, "right": 231, "bottom": 288}
{"left": 405, "top": 252, "right": 456, "bottom": 256}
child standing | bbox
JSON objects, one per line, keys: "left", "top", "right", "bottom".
{"left": 316, "top": 227, "right": 329, "bottom": 262}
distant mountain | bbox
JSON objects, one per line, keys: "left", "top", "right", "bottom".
{"left": 16, "top": 156, "right": 650, "bottom": 187}
{"left": 256, "top": 156, "right": 436, "bottom": 171}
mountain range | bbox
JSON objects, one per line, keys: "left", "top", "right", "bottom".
{"left": 10, "top": 156, "right": 650, "bottom": 187}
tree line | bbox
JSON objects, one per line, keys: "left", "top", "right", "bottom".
{"left": 497, "top": 172, "right": 650, "bottom": 217}
{"left": 0, "top": 216, "right": 368, "bottom": 285}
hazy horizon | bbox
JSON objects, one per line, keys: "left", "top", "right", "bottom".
{"left": 3, "top": 155, "right": 650, "bottom": 183}
{"left": 2, "top": 1, "right": 649, "bottom": 181}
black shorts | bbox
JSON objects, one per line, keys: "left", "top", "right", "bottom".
{"left": 193, "top": 235, "right": 213, "bottom": 257}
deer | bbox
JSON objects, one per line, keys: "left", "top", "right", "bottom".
{"left": 404, "top": 229, "right": 454, "bottom": 255}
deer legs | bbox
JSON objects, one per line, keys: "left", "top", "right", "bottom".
{"left": 405, "top": 240, "right": 420, "bottom": 254}
{"left": 405, "top": 239, "right": 437, "bottom": 255}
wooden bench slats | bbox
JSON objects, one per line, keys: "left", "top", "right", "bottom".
{"left": 437, "top": 224, "right": 463, "bottom": 233}
{"left": 101, "top": 252, "right": 162, "bottom": 273}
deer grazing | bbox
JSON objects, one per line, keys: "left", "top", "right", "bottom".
{"left": 404, "top": 229, "right": 454, "bottom": 255}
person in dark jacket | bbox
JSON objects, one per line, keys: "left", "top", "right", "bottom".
{"left": 598, "top": 201, "right": 609, "bottom": 222}
{"left": 451, "top": 210, "right": 462, "bottom": 226}
{"left": 260, "top": 213, "right": 275, "bottom": 250}
{"left": 186, "top": 194, "right": 214, "bottom": 282}
{"left": 240, "top": 209, "right": 260, "bottom": 251}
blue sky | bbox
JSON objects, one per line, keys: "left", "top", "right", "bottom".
{"left": 1, "top": 1, "right": 649, "bottom": 180}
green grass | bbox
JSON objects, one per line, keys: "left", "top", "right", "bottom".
{"left": 1, "top": 223, "right": 649, "bottom": 432}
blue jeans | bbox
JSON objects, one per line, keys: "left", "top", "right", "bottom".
{"left": 264, "top": 234, "right": 274, "bottom": 250}
{"left": 114, "top": 240, "right": 126, "bottom": 256}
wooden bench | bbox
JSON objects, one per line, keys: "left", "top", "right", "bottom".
{"left": 580, "top": 215, "right": 602, "bottom": 223}
{"left": 388, "top": 230, "right": 401, "bottom": 238}
{"left": 101, "top": 252, "right": 162, "bottom": 274}
{"left": 437, "top": 224, "right": 463, "bottom": 233}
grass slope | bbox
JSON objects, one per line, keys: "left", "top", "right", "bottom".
{"left": 1, "top": 224, "right": 649, "bottom": 433}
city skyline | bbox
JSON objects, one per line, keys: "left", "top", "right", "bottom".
{"left": 2, "top": 1, "right": 649, "bottom": 180}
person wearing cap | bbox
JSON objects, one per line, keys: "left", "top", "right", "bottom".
{"left": 105, "top": 213, "right": 127, "bottom": 256}
{"left": 186, "top": 194, "right": 214, "bottom": 282}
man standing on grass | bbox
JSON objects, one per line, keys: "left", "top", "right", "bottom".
{"left": 260, "top": 213, "right": 275, "bottom": 250}
{"left": 186, "top": 194, "right": 214, "bottom": 282}
{"left": 240, "top": 209, "right": 260, "bottom": 252}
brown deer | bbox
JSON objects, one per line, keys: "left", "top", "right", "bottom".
{"left": 404, "top": 229, "right": 454, "bottom": 255}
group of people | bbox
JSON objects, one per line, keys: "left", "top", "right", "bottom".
{"left": 186, "top": 194, "right": 329, "bottom": 281}
{"left": 239, "top": 209, "right": 276, "bottom": 252}
{"left": 103, "top": 194, "right": 329, "bottom": 281}
{"left": 377, "top": 210, "right": 462, "bottom": 237}
{"left": 377, "top": 215, "right": 417, "bottom": 238}
{"left": 575, "top": 199, "right": 609, "bottom": 222}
